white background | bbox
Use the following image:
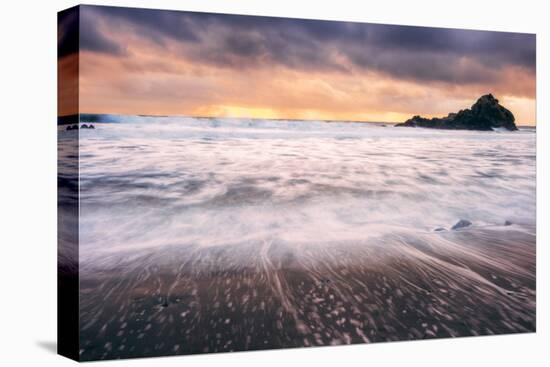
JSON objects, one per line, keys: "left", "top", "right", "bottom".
{"left": 0, "top": 0, "right": 547, "bottom": 365}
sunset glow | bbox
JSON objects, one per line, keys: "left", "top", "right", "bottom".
{"left": 59, "top": 6, "right": 536, "bottom": 124}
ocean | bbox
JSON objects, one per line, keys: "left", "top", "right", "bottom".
{"left": 61, "top": 116, "right": 536, "bottom": 359}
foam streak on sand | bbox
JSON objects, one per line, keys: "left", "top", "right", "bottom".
{"left": 65, "top": 116, "right": 535, "bottom": 360}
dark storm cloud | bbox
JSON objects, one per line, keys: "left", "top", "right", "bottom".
{"left": 369, "top": 25, "right": 536, "bottom": 70}
{"left": 58, "top": 7, "right": 79, "bottom": 58}
{"left": 58, "top": 6, "right": 125, "bottom": 58}
{"left": 83, "top": 5, "right": 200, "bottom": 47}
{"left": 79, "top": 5, "right": 536, "bottom": 84}
{"left": 80, "top": 8, "right": 126, "bottom": 55}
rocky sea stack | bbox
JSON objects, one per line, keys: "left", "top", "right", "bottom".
{"left": 395, "top": 94, "right": 517, "bottom": 131}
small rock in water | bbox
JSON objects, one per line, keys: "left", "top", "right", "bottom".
{"left": 451, "top": 219, "right": 472, "bottom": 230}
{"left": 434, "top": 227, "right": 446, "bottom": 232}
{"left": 504, "top": 220, "right": 513, "bottom": 226}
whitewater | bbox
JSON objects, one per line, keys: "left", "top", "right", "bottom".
{"left": 60, "top": 116, "right": 535, "bottom": 359}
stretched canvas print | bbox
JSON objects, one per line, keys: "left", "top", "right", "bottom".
{"left": 58, "top": 5, "right": 536, "bottom": 361}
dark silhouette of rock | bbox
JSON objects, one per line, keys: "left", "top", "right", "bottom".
{"left": 65, "top": 124, "right": 78, "bottom": 131}
{"left": 80, "top": 124, "right": 95, "bottom": 129}
{"left": 452, "top": 219, "right": 472, "bottom": 230}
{"left": 504, "top": 220, "right": 513, "bottom": 226}
{"left": 434, "top": 227, "right": 446, "bottom": 232}
{"left": 395, "top": 94, "right": 517, "bottom": 131}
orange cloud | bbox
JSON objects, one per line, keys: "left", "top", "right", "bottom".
{"left": 79, "top": 50, "right": 535, "bottom": 124}
{"left": 58, "top": 54, "right": 79, "bottom": 116}
{"left": 74, "top": 6, "right": 536, "bottom": 125}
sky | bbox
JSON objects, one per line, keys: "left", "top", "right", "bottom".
{"left": 58, "top": 5, "right": 536, "bottom": 124}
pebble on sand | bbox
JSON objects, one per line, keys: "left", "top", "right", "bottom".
{"left": 451, "top": 219, "right": 472, "bottom": 230}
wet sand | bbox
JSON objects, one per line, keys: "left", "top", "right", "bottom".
{"left": 78, "top": 226, "right": 535, "bottom": 360}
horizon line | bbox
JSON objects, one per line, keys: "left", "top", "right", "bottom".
{"left": 57, "top": 112, "right": 537, "bottom": 127}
